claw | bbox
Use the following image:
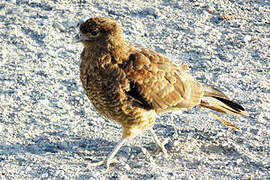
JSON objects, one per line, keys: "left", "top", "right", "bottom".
{"left": 87, "top": 158, "right": 118, "bottom": 169}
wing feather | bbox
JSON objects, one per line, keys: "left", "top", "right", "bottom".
{"left": 121, "top": 46, "right": 203, "bottom": 112}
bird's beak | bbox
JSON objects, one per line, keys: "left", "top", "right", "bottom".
{"left": 73, "top": 32, "right": 89, "bottom": 43}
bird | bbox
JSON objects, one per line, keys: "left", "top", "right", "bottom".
{"left": 74, "top": 17, "right": 248, "bottom": 168}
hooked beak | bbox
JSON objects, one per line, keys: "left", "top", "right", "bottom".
{"left": 73, "top": 32, "right": 89, "bottom": 43}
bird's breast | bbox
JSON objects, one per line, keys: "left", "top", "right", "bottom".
{"left": 80, "top": 63, "right": 135, "bottom": 123}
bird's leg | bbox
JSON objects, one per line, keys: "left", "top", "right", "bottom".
{"left": 105, "top": 138, "right": 127, "bottom": 168}
{"left": 149, "top": 128, "right": 168, "bottom": 158}
{"left": 88, "top": 138, "right": 127, "bottom": 169}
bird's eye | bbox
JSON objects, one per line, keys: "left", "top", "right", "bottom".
{"left": 90, "top": 30, "right": 100, "bottom": 37}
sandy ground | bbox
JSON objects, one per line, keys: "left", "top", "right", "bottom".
{"left": 0, "top": 0, "right": 270, "bottom": 179}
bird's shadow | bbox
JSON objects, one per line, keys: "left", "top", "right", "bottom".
{"left": 0, "top": 128, "right": 217, "bottom": 157}
{"left": 0, "top": 126, "right": 253, "bottom": 167}
{"left": 0, "top": 132, "right": 111, "bottom": 159}
{"left": 1, "top": 128, "right": 265, "bottom": 179}
{"left": 0, "top": 127, "right": 172, "bottom": 163}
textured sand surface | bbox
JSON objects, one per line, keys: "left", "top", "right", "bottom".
{"left": 0, "top": 0, "right": 269, "bottom": 179}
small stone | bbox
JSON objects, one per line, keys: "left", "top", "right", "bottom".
{"left": 25, "top": 166, "right": 32, "bottom": 172}
{"left": 143, "top": 7, "right": 160, "bottom": 18}
{"left": 120, "top": 174, "right": 130, "bottom": 180}
{"left": 236, "top": 158, "right": 243, "bottom": 165}
{"left": 41, "top": 173, "right": 49, "bottom": 178}
{"left": 173, "top": 140, "right": 180, "bottom": 147}
{"left": 221, "top": 13, "right": 235, "bottom": 21}
{"left": 144, "top": 173, "right": 154, "bottom": 179}
{"left": 206, "top": 6, "right": 215, "bottom": 14}
{"left": 123, "top": 164, "right": 131, "bottom": 171}
{"left": 53, "top": 22, "right": 65, "bottom": 32}
{"left": 244, "top": 35, "right": 252, "bottom": 44}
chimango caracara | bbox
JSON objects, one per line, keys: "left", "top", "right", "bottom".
{"left": 74, "top": 17, "right": 247, "bottom": 168}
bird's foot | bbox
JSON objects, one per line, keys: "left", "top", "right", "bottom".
{"left": 156, "top": 138, "right": 169, "bottom": 158}
{"left": 87, "top": 157, "right": 118, "bottom": 169}
{"left": 150, "top": 128, "right": 169, "bottom": 158}
{"left": 140, "top": 146, "right": 155, "bottom": 163}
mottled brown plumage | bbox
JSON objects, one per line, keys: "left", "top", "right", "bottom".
{"left": 74, "top": 17, "right": 247, "bottom": 168}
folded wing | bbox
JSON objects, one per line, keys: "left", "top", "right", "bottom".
{"left": 121, "top": 46, "right": 203, "bottom": 113}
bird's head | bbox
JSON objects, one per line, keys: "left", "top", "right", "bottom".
{"left": 74, "top": 17, "right": 123, "bottom": 47}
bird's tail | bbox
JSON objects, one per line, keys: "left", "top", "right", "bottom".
{"left": 200, "top": 85, "right": 248, "bottom": 117}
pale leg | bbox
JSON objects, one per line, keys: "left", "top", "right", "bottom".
{"left": 105, "top": 138, "right": 126, "bottom": 168}
{"left": 88, "top": 138, "right": 127, "bottom": 169}
{"left": 149, "top": 128, "right": 168, "bottom": 158}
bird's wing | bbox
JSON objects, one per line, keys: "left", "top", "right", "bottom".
{"left": 121, "top": 46, "right": 203, "bottom": 112}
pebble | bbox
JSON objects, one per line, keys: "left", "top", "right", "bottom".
{"left": 244, "top": 35, "right": 252, "bottom": 44}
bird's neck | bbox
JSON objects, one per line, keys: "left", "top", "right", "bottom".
{"left": 108, "top": 39, "right": 129, "bottom": 63}
{"left": 83, "top": 36, "right": 128, "bottom": 65}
